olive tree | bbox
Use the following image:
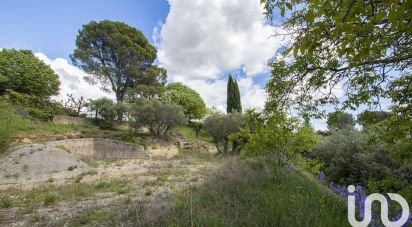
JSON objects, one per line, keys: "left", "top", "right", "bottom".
{"left": 129, "top": 99, "right": 186, "bottom": 137}
{"left": 204, "top": 113, "right": 243, "bottom": 154}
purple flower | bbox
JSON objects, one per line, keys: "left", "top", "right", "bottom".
{"left": 317, "top": 171, "right": 326, "bottom": 184}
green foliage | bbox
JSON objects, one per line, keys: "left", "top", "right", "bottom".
{"left": 263, "top": 0, "right": 412, "bottom": 115}
{"left": 226, "top": 75, "right": 242, "bottom": 113}
{"left": 357, "top": 110, "right": 391, "bottom": 127}
{"left": 175, "top": 125, "right": 213, "bottom": 143}
{"left": 0, "top": 49, "right": 60, "bottom": 98}
{"left": 27, "top": 108, "right": 54, "bottom": 121}
{"left": 326, "top": 111, "right": 354, "bottom": 131}
{"left": 311, "top": 129, "right": 398, "bottom": 185}
{"left": 366, "top": 114, "right": 412, "bottom": 163}
{"left": 204, "top": 113, "right": 243, "bottom": 153}
{"left": 167, "top": 158, "right": 348, "bottom": 226}
{"left": 88, "top": 98, "right": 128, "bottom": 121}
{"left": 129, "top": 98, "right": 186, "bottom": 137}
{"left": 228, "top": 109, "right": 264, "bottom": 153}
{"left": 161, "top": 82, "right": 206, "bottom": 121}
{"left": 125, "top": 66, "right": 167, "bottom": 101}
{"left": 1, "top": 89, "right": 61, "bottom": 121}
{"left": 71, "top": 20, "right": 161, "bottom": 108}
{"left": 0, "top": 102, "right": 17, "bottom": 153}
{"left": 244, "top": 112, "right": 319, "bottom": 165}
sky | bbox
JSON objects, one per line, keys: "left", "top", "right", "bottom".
{"left": 0, "top": 0, "right": 345, "bottom": 130}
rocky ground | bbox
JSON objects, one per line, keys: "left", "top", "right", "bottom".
{"left": 0, "top": 140, "right": 221, "bottom": 226}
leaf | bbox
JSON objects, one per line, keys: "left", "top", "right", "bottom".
{"left": 305, "top": 10, "right": 315, "bottom": 23}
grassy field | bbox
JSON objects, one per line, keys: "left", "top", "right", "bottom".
{"left": 176, "top": 125, "right": 214, "bottom": 143}
{"left": 55, "top": 157, "right": 350, "bottom": 226}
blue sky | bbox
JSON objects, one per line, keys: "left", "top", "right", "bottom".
{"left": 0, "top": 0, "right": 169, "bottom": 59}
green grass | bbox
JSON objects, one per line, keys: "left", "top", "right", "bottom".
{"left": 165, "top": 157, "right": 349, "bottom": 227}
{"left": 63, "top": 158, "right": 349, "bottom": 226}
{"left": 0, "top": 179, "right": 131, "bottom": 209}
{"left": 176, "top": 125, "right": 214, "bottom": 143}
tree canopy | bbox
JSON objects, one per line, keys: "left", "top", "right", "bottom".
{"left": 326, "top": 111, "right": 355, "bottom": 131}
{"left": 262, "top": 0, "right": 412, "bottom": 117}
{"left": 227, "top": 75, "right": 242, "bottom": 113}
{"left": 70, "top": 20, "right": 161, "bottom": 106}
{"left": 130, "top": 98, "right": 186, "bottom": 137}
{"left": 161, "top": 82, "right": 207, "bottom": 121}
{"left": 0, "top": 49, "right": 60, "bottom": 98}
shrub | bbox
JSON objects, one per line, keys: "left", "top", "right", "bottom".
{"left": 243, "top": 112, "right": 319, "bottom": 165}
{"left": 28, "top": 108, "right": 54, "bottom": 121}
{"left": 311, "top": 129, "right": 397, "bottom": 185}
{"left": 43, "top": 194, "right": 58, "bottom": 206}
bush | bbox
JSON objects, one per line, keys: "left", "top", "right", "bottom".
{"left": 28, "top": 108, "right": 54, "bottom": 121}
{"left": 130, "top": 98, "right": 186, "bottom": 137}
{"left": 311, "top": 129, "right": 397, "bottom": 185}
{"left": 2, "top": 89, "right": 60, "bottom": 121}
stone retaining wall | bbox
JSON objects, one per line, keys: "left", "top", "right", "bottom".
{"left": 44, "top": 138, "right": 150, "bottom": 161}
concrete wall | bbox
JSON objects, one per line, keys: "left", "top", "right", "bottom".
{"left": 44, "top": 138, "right": 150, "bottom": 161}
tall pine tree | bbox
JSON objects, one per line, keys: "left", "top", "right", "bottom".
{"left": 227, "top": 75, "right": 242, "bottom": 113}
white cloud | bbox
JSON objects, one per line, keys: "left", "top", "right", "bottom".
{"left": 34, "top": 53, "right": 115, "bottom": 102}
{"left": 156, "top": 0, "right": 284, "bottom": 110}
{"left": 157, "top": 0, "right": 284, "bottom": 79}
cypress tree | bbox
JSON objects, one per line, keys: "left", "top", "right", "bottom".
{"left": 233, "top": 80, "right": 242, "bottom": 112}
{"left": 227, "top": 75, "right": 242, "bottom": 113}
{"left": 227, "top": 75, "right": 235, "bottom": 113}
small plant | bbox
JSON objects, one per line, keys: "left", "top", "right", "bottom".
{"left": 22, "top": 165, "right": 29, "bottom": 172}
{"left": 43, "top": 194, "right": 58, "bottom": 206}
{"left": 47, "top": 177, "right": 54, "bottom": 183}
{"left": 0, "top": 197, "right": 12, "bottom": 208}
{"left": 67, "top": 165, "right": 77, "bottom": 171}
{"left": 74, "top": 175, "right": 83, "bottom": 183}
{"left": 144, "top": 189, "right": 152, "bottom": 196}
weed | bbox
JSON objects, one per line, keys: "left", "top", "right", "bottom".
{"left": 43, "top": 194, "right": 58, "bottom": 206}
{"left": 67, "top": 165, "right": 77, "bottom": 171}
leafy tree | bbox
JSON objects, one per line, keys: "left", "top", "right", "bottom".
{"left": 130, "top": 99, "right": 186, "bottom": 137}
{"left": 357, "top": 110, "right": 391, "bottom": 127}
{"left": 161, "top": 82, "right": 206, "bottom": 121}
{"left": 70, "top": 20, "right": 162, "bottom": 119}
{"left": 0, "top": 49, "right": 60, "bottom": 98}
{"left": 326, "top": 111, "right": 354, "bottom": 131}
{"left": 204, "top": 113, "right": 243, "bottom": 154}
{"left": 227, "top": 75, "right": 242, "bottom": 113}
{"left": 228, "top": 109, "right": 264, "bottom": 153}
{"left": 244, "top": 112, "right": 319, "bottom": 165}
{"left": 263, "top": 0, "right": 412, "bottom": 116}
